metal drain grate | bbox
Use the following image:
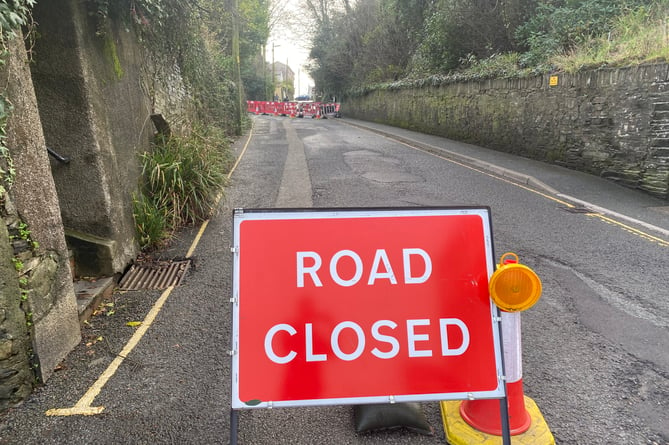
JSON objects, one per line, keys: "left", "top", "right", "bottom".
{"left": 119, "top": 259, "right": 191, "bottom": 290}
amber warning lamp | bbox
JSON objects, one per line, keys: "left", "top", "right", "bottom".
{"left": 488, "top": 252, "right": 542, "bottom": 312}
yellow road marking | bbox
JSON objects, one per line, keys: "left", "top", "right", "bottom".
{"left": 46, "top": 286, "right": 175, "bottom": 416}
{"left": 389, "top": 132, "right": 667, "bottom": 247}
{"left": 588, "top": 213, "right": 669, "bottom": 247}
{"left": 227, "top": 122, "right": 255, "bottom": 181}
{"left": 47, "top": 120, "right": 256, "bottom": 417}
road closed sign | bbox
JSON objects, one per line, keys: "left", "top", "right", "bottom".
{"left": 231, "top": 207, "right": 504, "bottom": 409}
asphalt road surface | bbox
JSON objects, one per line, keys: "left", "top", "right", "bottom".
{"left": 0, "top": 115, "right": 667, "bottom": 445}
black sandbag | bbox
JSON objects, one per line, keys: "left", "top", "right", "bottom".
{"left": 353, "top": 403, "right": 434, "bottom": 435}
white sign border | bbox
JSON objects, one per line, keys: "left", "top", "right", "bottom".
{"left": 231, "top": 207, "right": 505, "bottom": 409}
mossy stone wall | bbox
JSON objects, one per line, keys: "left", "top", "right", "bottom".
{"left": 345, "top": 64, "right": 669, "bottom": 199}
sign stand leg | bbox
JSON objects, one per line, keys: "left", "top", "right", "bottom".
{"left": 500, "top": 396, "right": 511, "bottom": 445}
{"left": 230, "top": 409, "right": 239, "bottom": 445}
{"left": 497, "top": 305, "right": 511, "bottom": 445}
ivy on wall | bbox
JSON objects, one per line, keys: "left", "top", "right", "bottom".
{"left": 0, "top": 1, "right": 35, "bottom": 39}
{"left": 0, "top": 96, "right": 14, "bottom": 197}
{"left": 0, "top": 0, "right": 36, "bottom": 197}
{"left": 85, "top": 0, "right": 239, "bottom": 134}
{"left": 88, "top": 0, "right": 164, "bottom": 36}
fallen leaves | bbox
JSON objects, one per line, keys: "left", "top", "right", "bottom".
{"left": 85, "top": 336, "right": 104, "bottom": 347}
{"left": 92, "top": 301, "right": 115, "bottom": 317}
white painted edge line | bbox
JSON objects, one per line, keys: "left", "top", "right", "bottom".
{"left": 558, "top": 194, "right": 669, "bottom": 238}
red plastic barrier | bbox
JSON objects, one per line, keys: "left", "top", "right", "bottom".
{"left": 246, "top": 101, "right": 341, "bottom": 118}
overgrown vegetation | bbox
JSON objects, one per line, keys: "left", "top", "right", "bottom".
{"left": 0, "top": 96, "right": 14, "bottom": 198}
{"left": 88, "top": 1, "right": 235, "bottom": 132}
{"left": 551, "top": 3, "right": 669, "bottom": 72}
{"left": 0, "top": 0, "right": 35, "bottom": 40}
{"left": 134, "top": 128, "right": 235, "bottom": 249}
{"left": 305, "top": 0, "right": 669, "bottom": 98}
{"left": 0, "top": 0, "right": 36, "bottom": 198}
{"left": 83, "top": 0, "right": 269, "bottom": 248}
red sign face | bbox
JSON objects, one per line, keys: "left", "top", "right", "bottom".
{"left": 231, "top": 208, "right": 503, "bottom": 409}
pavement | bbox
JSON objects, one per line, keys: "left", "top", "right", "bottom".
{"left": 341, "top": 118, "right": 669, "bottom": 237}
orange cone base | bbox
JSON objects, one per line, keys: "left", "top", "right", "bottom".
{"left": 440, "top": 396, "right": 555, "bottom": 445}
{"left": 460, "top": 380, "right": 530, "bottom": 435}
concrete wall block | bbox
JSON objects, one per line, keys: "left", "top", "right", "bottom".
{"left": 29, "top": 0, "right": 168, "bottom": 276}
{"left": 2, "top": 24, "right": 81, "bottom": 391}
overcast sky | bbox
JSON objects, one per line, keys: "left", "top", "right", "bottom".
{"left": 265, "top": 0, "right": 314, "bottom": 96}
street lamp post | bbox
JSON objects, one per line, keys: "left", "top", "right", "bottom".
{"left": 271, "top": 43, "right": 280, "bottom": 101}
{"left": 262, "top": 45, "right": 267, "bottom": 101}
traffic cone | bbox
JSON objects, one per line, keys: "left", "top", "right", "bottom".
{"left": 440, "top": 252, "right": 554, "bottom": 444}
{"left": 441, "top": 311, "right": 554, "bottom": 444}
{"left": 459, "top": 311, "right": 530, "bottom": 435}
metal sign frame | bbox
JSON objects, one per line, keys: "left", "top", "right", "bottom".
{"left": 230, "top": 206, "right": 506, "bottom": 411}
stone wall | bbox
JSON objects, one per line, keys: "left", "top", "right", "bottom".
{"left": 344, "top": 64, "right": 669, "bottom": 200}
{"left": 0, "top": 222, "right": 33, "bottom": 410}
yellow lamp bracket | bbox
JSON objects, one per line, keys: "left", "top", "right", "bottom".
{"left": 489, "top": 252, "right": 542, "bottom": 312}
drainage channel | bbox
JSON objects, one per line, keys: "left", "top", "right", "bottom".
{"left": 559, "top": 205, "right": 594, "bottom": 214}
{"left": 118, "top": 259, "right": 191, "bottom": 290}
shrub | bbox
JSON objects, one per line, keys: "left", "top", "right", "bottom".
{"left": 551, "top": 2, "right": 669, "bottom": 72}
{"left": 516, "top": 0, "right": 650, "bottom": 66}
{"left": 134, "top": 126, "right": 233, "bottom": 249}
{"left": 133, "top": 191, "right": 169, "bottom": 248}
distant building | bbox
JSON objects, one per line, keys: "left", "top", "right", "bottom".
{"left": 273, "top": 61, "right": 294, "bottom": 101}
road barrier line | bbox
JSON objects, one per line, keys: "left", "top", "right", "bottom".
{"left": 226, "top": 120, "right": 255, "bottom": 181}
{"left": 587, "top": 213, "right": 669, "bottom": 247}
{"left": 413, "top": 139, "right": 669, "bottom": 246}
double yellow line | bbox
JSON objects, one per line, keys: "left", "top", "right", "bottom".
{"left": 390, "top": 131, "right": 669, "bottom": 248}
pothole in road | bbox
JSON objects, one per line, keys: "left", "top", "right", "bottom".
{"left": 344, "top": 149, "right": 423, "bottom": 183}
